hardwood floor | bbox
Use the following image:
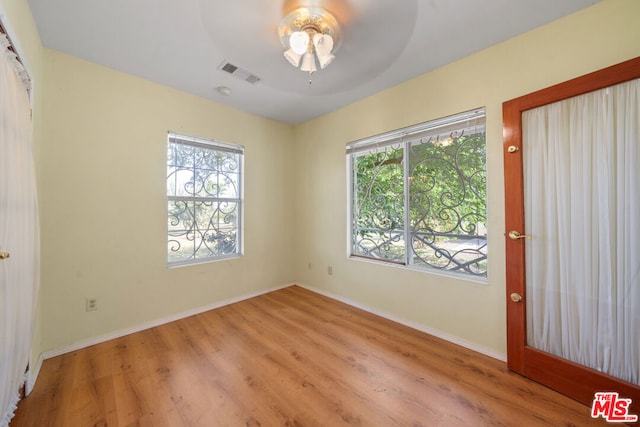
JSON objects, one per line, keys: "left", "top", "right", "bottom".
{"left": 11, "top": 285, "right": 611, "bottom": 426}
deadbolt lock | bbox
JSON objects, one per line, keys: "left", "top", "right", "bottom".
{"left": 507, "top": 145, "right": 520, "bottom": 153}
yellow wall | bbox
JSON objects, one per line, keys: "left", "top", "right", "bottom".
{"left": 38, "top": 51, "right": 296, "bottom": 351}
{"left": 2, "top": 0, "right": 639, "bottom": 361}
{"left": 293, "top": 0, "right": 640, "bottom": 356}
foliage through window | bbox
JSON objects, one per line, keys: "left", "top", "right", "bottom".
{"left": 167, "top": 132, "right": 243, "bottom": 266}
{"left": 347, "top": 109, "right": 487, "bottom": 278}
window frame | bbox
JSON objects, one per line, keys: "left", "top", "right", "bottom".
{"left": 167, "top": 131, "right": 244, "bottom": 267}
{"left": 346, "top": 108, "right": 488, "bottom": 281}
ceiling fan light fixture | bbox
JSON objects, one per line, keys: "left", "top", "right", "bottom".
{"left": 278, "top": 7, "right": 341, "bottom": 75}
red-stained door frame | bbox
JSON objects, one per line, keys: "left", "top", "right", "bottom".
{"left": 503, "top": 56, "right": 640, "bottom": 414}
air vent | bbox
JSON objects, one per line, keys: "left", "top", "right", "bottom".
{"left": 221, "top": 63, "right": 238, "bottom": 74}
{"left": 217, "top": 60, "right": 261, "bottom": 85}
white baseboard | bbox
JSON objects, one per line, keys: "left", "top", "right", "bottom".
{"left": 33, "top": 281, "right": 505, "bottom": 392}
{"left": 296, "top": 283, "right": 507, "bottom": 362}
{"left": 25, "top": 354, "right": 43, "bottom": 395}
{"left": 41, "top": 283, "right": 293, "bottom": 361}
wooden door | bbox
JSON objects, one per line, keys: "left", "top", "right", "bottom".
{"left": 502, "top": 56, "right": 640, "bottom": 415}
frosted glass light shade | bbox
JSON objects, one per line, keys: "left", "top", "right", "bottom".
{"left": 313, "top": 33, "right": 335, "bottom": 69}
{"left": 317, "top": 52, "right": 335, "bottom": 69}
{"left": 289, "top": 31, "right": 310, "bottom": 55}
{"left": 313, "top": 33, "right": 333, "bottom": 56}
{"left": 300, "top": 52, "right": 317, "bottom": 73}
{"left": 284, "top": 48, "right": 302, "bottom": 67}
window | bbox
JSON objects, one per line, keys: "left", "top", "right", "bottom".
{"left": 167, "top": 132, "right": 243, "bottom": 266}
{"left": 347, "top": 109, "right": 487, "bottom": 278}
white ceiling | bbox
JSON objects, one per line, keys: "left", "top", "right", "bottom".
{"left": 27, "top": 0, "right": 600, "bottom": 124}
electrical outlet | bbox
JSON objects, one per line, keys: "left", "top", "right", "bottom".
{"left": 86, "top": 297, "right": 97, "bottom": 312}
{"left": 327, "top": 266, "right": 333, "bottom": 275}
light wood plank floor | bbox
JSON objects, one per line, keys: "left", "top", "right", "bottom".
{"left": 11, "top": 285, "right": 610, "bottom": 426}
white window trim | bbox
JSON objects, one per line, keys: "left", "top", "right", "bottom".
{"left": 167, "top": 131, "right": 244, "bottom": 267}
{"left": 346, "top": 108, "right": 488, "bottom": 282}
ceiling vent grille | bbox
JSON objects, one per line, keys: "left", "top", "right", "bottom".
{"left": 218, "top": 60, "right": 261, "bottom": 85}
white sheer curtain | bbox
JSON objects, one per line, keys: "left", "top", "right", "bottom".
{"left": 523, "top": 78, "right": 640, "bottom": 386}
{"left": 0, "top": 33, "right": 39, "bottom": 427}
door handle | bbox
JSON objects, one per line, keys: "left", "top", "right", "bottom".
{"left": 510, "top": 293, "right": 523, "bottom": 303}
{"left": 508, "top": 230, "right": 532, "bottom": 240}
{"left": 0, "top": 251, "right": 9, "bottom": 260}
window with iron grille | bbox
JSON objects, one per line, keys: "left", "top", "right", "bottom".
{"left": 347, "top": 109, "right": 487, "bottom": 278}
{"left": 167, "top": 132, "right": 243, "bottom": 266}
